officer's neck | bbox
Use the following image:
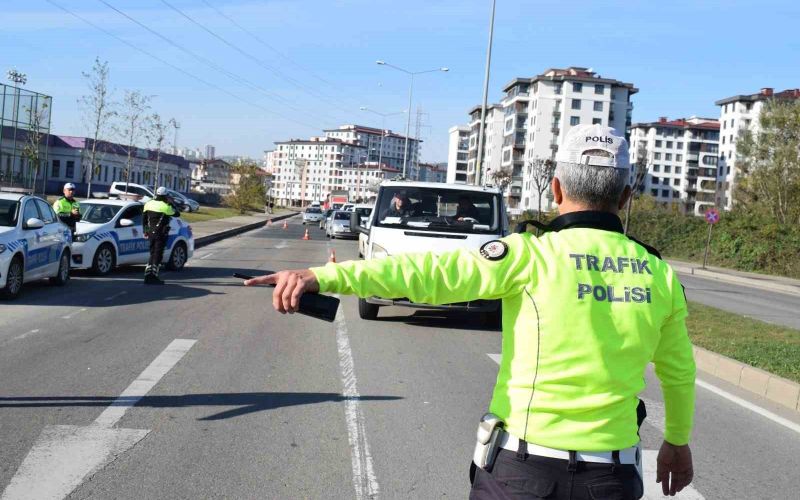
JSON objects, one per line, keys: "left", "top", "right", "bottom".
{"left": 557, "top": 199, "right": 619, "bottom": 217}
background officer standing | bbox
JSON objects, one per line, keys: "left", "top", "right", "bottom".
{"left": 52, "top": 182, "right": 81, "bottom": 234}
{"left": 245, "top": 125, "right": 696, "bottom": 499}
{"left": 143, "top": 186, "right": 179, "bottom": 285}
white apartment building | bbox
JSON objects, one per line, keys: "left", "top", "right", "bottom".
{"left": 715, "top": 88, "right": 800, "bottom": 210}
{"left": 446, "top": 126, "right": 469, "bottom": 183}
{"left": 323, "top": 124, "right": 420, "bottom": 175}
{"left": 262, "top": 149, "right": 276, "bottom": 174}
{"left": 629, "top": 117, "right": 720, "bottom": 216}
{"left": 453, "top": 67, "right": 636, "bottom": 212}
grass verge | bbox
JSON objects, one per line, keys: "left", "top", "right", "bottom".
{"left": 687, "top": 301, "right": 800, "bottom": 383}
{"left": 181, "top": 206, "right": 258, "bottom": 223}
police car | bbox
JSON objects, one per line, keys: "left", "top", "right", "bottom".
{"left": 0, "top": 191, "right": 72, "bottom": 299}
{"left": 71, "top": 199, "right": 194, "bottom": 275}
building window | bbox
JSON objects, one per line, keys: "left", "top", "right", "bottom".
{"left": 652, "top": 176, "right": 660, "bottom": 184}
{"left": 65, "top": 161, "right": 75, "bottom": 179}
{"left": 51, "top": 159, "right": 60, "bottom": 178}
{"left": 666, "top": 141, "right": 673, "bottom": 148}
{"left": 570, "top": 116, "right": 580, "bottom": 126}
{"left": 722, "top": 136, "right": 726, "bottom": 144}
{"left": 554, "top": 83, "right": 563, "bottom": 95}
{"left": 571, "top": 99, "right": 581, "bottom": 110}
{"left": 653, "top": 165, "right": 660, "bottom": 172}
{"left": 655, "top": 140, "right": 662, "bottom": 147}
{"left": 665, "top": 153, "right": 672, "bottom": 161}
{"left": 573, "top": 82, "right": 583, "bottom": 92}
{"left": 675, "top": 166, "right": 682, "bottom": 174}
{"left": 594, "top": 84, "right": 604, "bottom": 94}
{"left": 651, "top": 189, "right": 658, "bottom": 197}
{"left": 592, "top": 118, "right": 602, "bottom": 125}
{"left": 654, "top": 152, "right": 661, "bottom": 160}
{"left": 664, "top": 165, "right": 671, "bottom": 173}
{"left": 673, "top": 179, "right": 680, "bottom": 186}
{"left": 593, "top": 101, "right": 603, "bottom": 112}
{"left": 662, "top": 189, "right": 669, "bottom": 198}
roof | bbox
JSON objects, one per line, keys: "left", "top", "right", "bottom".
{"left": 631, "top": 118, "right": 720, "bottom": 131}
{"left": 502, "top": 66, "right": 638, "bottom": 94}
{"left": 381, "top": 180, "right": 502, "bottom": 194}
{"left": 715, "top": 88, "right": 800, "bottom": 106}
{"left": 0, "top": 192, "right": 27, "bottom": 201}
{"left": 49, "top": 135, "right": 190, "bottom": 169}
{"left": 323, "top": 124, "right": 420, "bottom": 142}
{"left": 79, "top": 199, "right": 140, "bottom": 207}
{"left": 468, "top": 103, "right": 502, "bottom": 116}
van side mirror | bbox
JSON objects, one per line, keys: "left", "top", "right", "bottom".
{"left": 350, "top": 212, "right": 368, "bottom": 235}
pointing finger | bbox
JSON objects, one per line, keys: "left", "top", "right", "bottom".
{"left": 244, "top": 274, "right": 277, "bottom": 286}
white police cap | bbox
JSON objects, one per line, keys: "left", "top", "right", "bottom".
{"left": 156, "top": 186, "right": 168, "bottom": 196}
{"left": 64, "top": 182, "right": 76, "bottom": 190}
{"left": 555, "top": 124, "right": 630, "bottom": 170}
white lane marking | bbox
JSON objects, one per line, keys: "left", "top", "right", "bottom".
{"left": 104, "top": 291, "right": 127, "bottom": 302}
{"left": 485, "top": 354, "right": 705, "bottom": 499}
{"left": 61, "top": 308, "right": 87, "bottom": 320}
{"left": 2, "top": 339, "right": 196, "bottom": 500}
{"left": 696, "top": 378, "right": 800, "bottom": 435}
{"left": 275, "top": 240, "right": 288, "bottom": 249}
{"left": 13, "top": 329, "right": 41, "bottom": 341}
{"left": 93, "top": 338, "right": 197, "bottom": 428}
{"left": 335, "top": 305, "right": 379, "bottom": 499}
{"left": 199, "top": 252, "right": 215, "bottom": 260}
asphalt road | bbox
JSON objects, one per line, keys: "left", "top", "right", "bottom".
{"left": 1, "top": 217, "right": 799, "bottom": 499}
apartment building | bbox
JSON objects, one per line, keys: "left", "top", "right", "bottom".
{"left": 453, "top": 67, "right": 636, "bottom": 212}
{"left": 446, "top": 126, "right": 469, "bottom": 184}
{"left": 417, "top": 162, "right": 447, "bottom": 183}
{"left": 190, "top": 158, "right": 233, "bottom": 195}
{"left": 715, "top": 87, "right": 800, "bottom": 210}
{"left": 323, "top": 124, "right": 420, "bottom": 174}
{"left": 629, "top": 117, "right": 720, "bottom": 216}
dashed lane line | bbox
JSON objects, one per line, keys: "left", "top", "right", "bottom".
{"left": 61, "top": 308, "right": 87, "bottom": 320}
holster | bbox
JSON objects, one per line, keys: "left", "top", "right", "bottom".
{"left": 472, "top": 413, "right": 504, "bottom": 471}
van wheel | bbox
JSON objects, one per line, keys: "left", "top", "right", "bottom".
{"left": 167, "top": 242, "right": 188, "bottom": 271}
{"left": 92, "top": 244, "right": 116, "bottom": 275}
{"left": 358, "top": 298, "right": 379, "bottom": 320}
{"left": 0, "top": 256, "right": 24, "bottom": 299}
{"left": 50, "top": 251, "right": 71, "bottom": 285}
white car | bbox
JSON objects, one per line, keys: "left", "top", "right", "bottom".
{"left": 71, "top": 199, "right": 194, "bottom": 275}
{"left": 326, "top": 211, "right": 355, "bottom": 239}
{"left": 109, "top": 182, "right": 154, "bottom": 202}
{"left": 302, "top": 207, "right": 324, "bottom": 224}
{"left": 0, "top": 192, "right": 72, "bottom": 299}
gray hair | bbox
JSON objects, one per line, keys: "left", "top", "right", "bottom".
{"left": 554, "top": 150, "right": 629, "bottom": 210}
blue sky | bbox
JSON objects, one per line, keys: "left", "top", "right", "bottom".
{"left": 3, "top": 0, "right": 799, "bottom": 162}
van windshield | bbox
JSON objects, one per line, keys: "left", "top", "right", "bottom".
{"left": 374, "top": 186, "right": 501, "bottom": 234}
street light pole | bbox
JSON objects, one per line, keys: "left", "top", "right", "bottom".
{"left": 376, "top": 61, "right": 448, "bottom": 178}
{"left": 475, "top": 0, "right": 496, "bottom": 187}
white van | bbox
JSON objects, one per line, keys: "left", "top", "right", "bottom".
{"left": 351, "top": 181, "right": 508, "bottom": 322}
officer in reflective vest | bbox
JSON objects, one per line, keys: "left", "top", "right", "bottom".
{"left": 245, "top": 125, "right": 696, "bottom": 499}
{"left": 52, "top": 182, "right": 81, "bottom": 234}
{"left": 143, "top": 187, "right": 179, "bottom": 285}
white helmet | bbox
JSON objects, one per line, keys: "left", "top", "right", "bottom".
{"left": 156, "top": 186, "right": 168, "bottom": 196}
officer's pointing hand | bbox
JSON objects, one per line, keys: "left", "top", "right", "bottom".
{"left": 656, "top": 441, "right": 694, "bottom": 496}
{"left": 244, "top": 269, "right": 319, "bottom": 314}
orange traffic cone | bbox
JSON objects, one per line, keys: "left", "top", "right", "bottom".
{"left": 282, "top": 220, "right": 288, "bottom": 230}
{"left": 302, "top": 228, "right": 311, "bottom": 240}
{"left": 267, "top": 219, "right": 272, "bottom": 226}
{"left": 329, "top": 249, "right": 336, "bottom": 263}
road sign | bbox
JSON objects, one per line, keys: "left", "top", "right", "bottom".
{"left": 704, "top": 207, "right": 720, "bottom": 224}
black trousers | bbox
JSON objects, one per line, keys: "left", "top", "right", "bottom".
{"left": 470, "top": 450, "right": 643, "bottom": 500}
{"left": 148, "top": 233, "right": 168, "bottom": 268}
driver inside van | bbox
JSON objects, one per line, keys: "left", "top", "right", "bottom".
{"left": 381, "top": 191, "right": 414, "bottom": 219}
{"left": 454, "top": 195, "right": 479, "bottom": 221}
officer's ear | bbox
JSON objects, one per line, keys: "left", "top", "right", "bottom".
{"left": 618, "top": 185, "right": 632, "bottom": 210}
{"left": 551, "top": 177, "right": 564, "bottom": 205}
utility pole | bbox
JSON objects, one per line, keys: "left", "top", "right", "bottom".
{"left": 475, "top": 0, "right": 496, "bottom": 186}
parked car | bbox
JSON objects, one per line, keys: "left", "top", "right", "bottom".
{"left": 302, "top": 207, "right": 324, "bottom": 224}
{"left": 166, "top": 189, "right": 200, "bottom": 212}
{"left": 0, "top": 191, "right": 72, "bottom": 299}
{"left": 109, "top": 182, "right": 154, "bottom": 202}
{"left": 319, "top": 209, "right": 334, "bottom": 230}
{"left": 350, "top": 181, "right": 508, "bottom": 321}
{"left": 326, "top": 211, "right": 355, "bottom": 239}
{"left": 71, "top": 199, "right": 194, "bottom": 275}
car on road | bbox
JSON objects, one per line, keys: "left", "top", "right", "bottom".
{"left": 319, "top": 209, "right": 334, "bottom": 231}
{"left": 302, "top": 207, "right": 324, "bottom": 224}
{"left": 0, "top": 191, "right": 72, "bottom": 299}
{"left": 109, "top": 182, "right": 154, "bottom": 202}
{"left": 326, "top": 211, "right": 355, "bottom": 239}
{"left": 71, "top": 199, "right": 194, "bottom": 275}
{"left": 166, "top": 189, "right": 200, "bottom": 213}
{"left": 351, "top": 181, "right": 508, "bottom": 321}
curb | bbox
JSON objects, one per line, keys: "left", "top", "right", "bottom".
{"left": 670, "top": 262, "right": 800, "bottom": 297}
{"left": 194, "top": 212, "right": 298, "bottom": 249}
{"left": 693, "top": 345, "right": 800, "bottom": 413}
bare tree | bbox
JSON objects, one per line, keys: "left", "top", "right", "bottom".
{"left": 490, "top": 166, "right": 514, "bottom": 194}
{"left": 146, "top": 113, "right": 170, "bottom": 191}
{"left": 21, "top": 100, "right": 50, "bottom": 193}
{"left": 624, "top": 142, "right": 649, "bottom": 234}
{"left": 117, "top": 90, "right": 152, "bottom": 194}
{"left": 528, "top": 158, "right": 556, "bottom": 220}
{"left": 79, "top": 58, "right": 116, "bottom": 199}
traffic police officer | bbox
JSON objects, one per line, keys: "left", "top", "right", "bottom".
{"left": 53, "top": 182, "right": 81, "bottom": 234}
{"left": 245, "top": 125, "right": 696, "bottom": 499}
{"left": 143, "top": 186, "right": 179, "bottom": 285}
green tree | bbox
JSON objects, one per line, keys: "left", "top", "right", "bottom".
{"left": 735, "top": 99, "right": 800, "bottom": 224}
{"left": 226, "top": 162, "right": 265, "bottom": 214}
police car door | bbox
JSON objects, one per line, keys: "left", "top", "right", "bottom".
{"left": 114, "top": 204, "right": 147, "bottom": 265}
{"left": 33, "top": 198, "right": 66, "bottom": 277}
{"left": 19, "top": 199, "right": 49, "bottom": 280}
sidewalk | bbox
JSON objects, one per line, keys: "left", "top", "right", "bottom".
{"left": 668, "top": 258, "right": 800, "bottom": 297}
{"left": 189, "top": 211, "right": 298, "bottom": 248}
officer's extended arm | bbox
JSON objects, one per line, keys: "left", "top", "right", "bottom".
{"left": 310, "top": 234, "right": 532, "bottom": 304}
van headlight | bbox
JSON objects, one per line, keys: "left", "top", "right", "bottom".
{"left": 371, "top": 243, "right": 389, "bottom": 259}
{"left": 73, "top": 232, "right": 95, "bottom": 243}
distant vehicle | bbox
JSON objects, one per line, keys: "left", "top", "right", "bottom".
{"left": 166, "top": 189, "right": 199, "bottom": 212}
{"left": 109, "top": 182, "right": 154, "bottom": 202}
{"left": 353, "top": 204, "right": 374, "bottom": 257}
{"left": 319, "top": 209, "right": 334, "bottom": 230}
{"left": 341, "top": 203, "right": 355, "bottom": 212}
{"left": 326, "top": 211, "right": 356, "bottom": 239}
{"left": 0, "top": 192, "right": 72, "bottom": 299}
{"left": 71, "top": 199, "right": 194, "bottom": 275}
{"left": 350, "top": 181, "right": 508, "bottom": 321}
{"left": 302, "top": 207, "right": 324, "bottom": 224}
{"left": 310, "top": 201, "right": 321, "bottom": 208}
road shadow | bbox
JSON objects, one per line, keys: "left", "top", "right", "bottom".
{"left": 376, "top": 311, "right": 500, "bottom": 332}
{"left": 0, "top": 392, "right": 403, "bottom": 420}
